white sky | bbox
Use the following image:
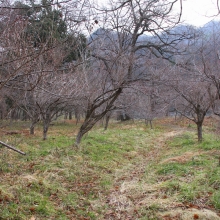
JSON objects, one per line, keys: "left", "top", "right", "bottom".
{"left": 97, "top": 0, "right": 220, "bottom": 27}
{"left": 174, "top": 0, "right": 219, "bottom": 27}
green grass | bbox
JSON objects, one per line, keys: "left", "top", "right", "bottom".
{"left": 152, "top": 129, "right": 220, "bottom": 210}
{"left": 1, "top": 118, "right": 220, "bottom": 219}
{"left": 156, "top": 162, "right": 191, "bottom": 176}
{"left": 167, "top": 132, "right": 196, "bottom": 149}
{"left": 212, "top": 191, "right": 220, "bottom": 209}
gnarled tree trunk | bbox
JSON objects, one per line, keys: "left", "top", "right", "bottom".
{"left": 75, "top": 88, "right": 122, "bottom": 147}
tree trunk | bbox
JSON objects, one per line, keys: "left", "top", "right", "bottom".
{"left": 75, "top": 129, "right": 85, "bottom": 147}
{"left": 149, "top": 120, "right": 153, "bottom": 129}
{"left": 74, "top": 119, "right": 95, "bottom": 147}
{"left": 175, "top": 110, "right": 178, "bottom": 120}
{"left": 197, "top": 123, "right": 203, "bottom": 142}
{"left": 43, "top": 113, "right": 51, "bottom": 140}
{"left": 30, "top": 123, "right": 35, "bottom": 135}
{"left": 104, "top": 114, "right": 111, "bottom": 130}
{"left": 30, "top": 115, "right": 39, "bottom": 135}
{"left": 30, "top": 120, "right": 38, "bottom": 135}
{"left": 145, "top": 119, "right": 153, "bottom": 129}
{"left": 75, "top": 109, "right": 80, "bottom": 125}
{"left": 43, "top": 123, "right": 49, "bottom": 140}
{"left": 69, "top": 111, "right": 72, "bottom": 120}
{"left": 74, "top": 88, "right": 122, "bottom": 146}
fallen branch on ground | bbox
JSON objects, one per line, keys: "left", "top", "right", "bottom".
{"left": 0, "top": 141, "right": 26, "bottom": 155}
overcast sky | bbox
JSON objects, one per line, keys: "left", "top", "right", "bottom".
{"left": 173, "top": 0, "right": 219, "bottom": 27}
{"left": 96, "top": 0, "right": 219, "bottom": 27}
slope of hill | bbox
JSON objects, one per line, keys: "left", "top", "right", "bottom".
{"left": 0, "top": 118, "right": 220, "bottom": 219}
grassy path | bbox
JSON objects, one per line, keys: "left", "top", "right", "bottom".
{"left": 102, "top": 129, "right": 187, "bottom": 219}
{"left": 102, "top": 125, "right": 220, "bottom": 220}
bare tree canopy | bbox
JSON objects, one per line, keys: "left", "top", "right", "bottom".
{"left": 2, "top": 0, "right": 220, "bottom": 145}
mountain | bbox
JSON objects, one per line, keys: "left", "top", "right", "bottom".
{"left": 200, "top": 20, "right": 220, "bottom": 34}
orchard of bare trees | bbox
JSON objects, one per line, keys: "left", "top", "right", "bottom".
{"left": 1, "top": 0, "right": 220, "bottom": 145}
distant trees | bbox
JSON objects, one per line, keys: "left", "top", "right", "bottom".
{"left": 2, "top": 0, "right": 220, "bottom": 145}
{"left": 0, "top": 0, "right": 87, "bottom": 90}
{"left": 0, "top": 0, "right": 87, "bottom": 139}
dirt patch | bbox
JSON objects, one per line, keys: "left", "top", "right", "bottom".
{"left": 121, "top": 124, "right": 138, "bottom": 130}
{"left": 22, "top": 174, "right": 38, "bottom": 181}
{"left": 21, "top": 129, "right": 31, "bottom": 136}
{"left": 163, "top": 130, "right": 184, "bottom": 138}
{"left": 206, "top": 150, "right": 220, "bottom": 156}
{"left": 155, "top": 130, "right": 186, "bottom": 145}
{"left": 159, "top": 208, "right": 220, "bottom": 220}
{"left": 161, "top": 151, "right": 202, "bottom": 164}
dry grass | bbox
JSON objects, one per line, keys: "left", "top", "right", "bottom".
{"left": 0, "top": 118, "right": 220, "bottom": 219}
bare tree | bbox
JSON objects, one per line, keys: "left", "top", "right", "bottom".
{"left": 172, "top": 77, "right": 215, "bottom": 142}
{"left": 0, "top": 0, "right": 87, "bottom": 95}
{"left": 165, "top": 25, "right": 218, "bottom": 142}
{"left": 195, "top": 21, "right": 220, "bottom": 122}
{"left": 0, "top": 0, "right": 88, "bottom": 138}
{"left": 74, "top": 0, "right": 187, "bottom": 146}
